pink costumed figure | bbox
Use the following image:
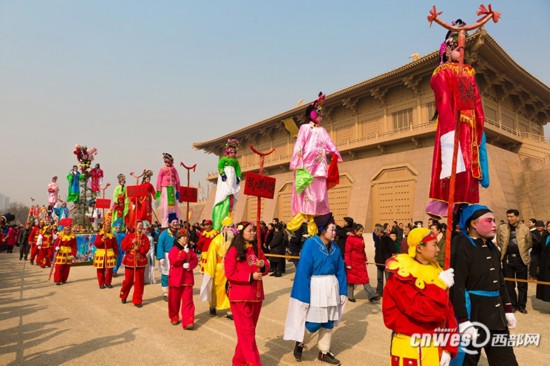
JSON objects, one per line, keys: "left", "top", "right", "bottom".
{"left": 156, "top": 153, "right": 181, "bottom": 228}
{"left": 286, "top": 92, "right": 342, "bottom": 236}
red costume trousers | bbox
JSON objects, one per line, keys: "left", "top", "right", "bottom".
{"left": 120, "top": 267, "right": 145, "bottom": 305}
{"left": 29, "top": 244, "right": 39, "bottom": 263}
{"left": 96, "top": 268, "right": 114, "bottom": 286}
{"left": 230, "top": 301, "right": 263, "bottom": 366}
{"left": 168, "top": 285, "right": 195, "bottom": 327}
{"left": 37, "top": 248, "right": 53, "bottom": 268}
{"left": 54, "top": 264, "right": 71, "bottom": 283}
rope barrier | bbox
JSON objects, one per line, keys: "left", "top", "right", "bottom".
{"left": 264, "top": 253, "right": 550, "bottom": 286}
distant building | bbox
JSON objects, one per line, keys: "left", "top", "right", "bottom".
{"left": 194, "top": 30, "right": 550, "bottom": 228}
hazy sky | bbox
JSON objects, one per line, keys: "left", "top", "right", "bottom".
{"left": 1, "top": 1, "right": 549, "bottom": 205}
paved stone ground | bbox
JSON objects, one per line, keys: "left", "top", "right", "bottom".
{"left": 1, "top": 247, "right": 549, "bottom": 366}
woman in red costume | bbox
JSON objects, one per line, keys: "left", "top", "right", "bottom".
{"left": 53, "top": 225, "right": 77, "bottom": 285}
{"left": 427, "top": 20, "right": 489, "bottom": 218}
{"left": 120, "top": 221, "right": 150, "bottom": 307}
{"left": 93, "top": 224, "right": 119, "bottom": 289}
{"left": 224, "top": 221, "right": 270, "bottom": 366}
{"left": 168, "top": 229, "right": 198, "bottom": 329}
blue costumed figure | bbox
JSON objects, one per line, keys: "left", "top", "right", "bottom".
{"left": 113, "top": 224, "right": 126, "bottom": 277}
{"left": 156, "top": 218, "right": 180, "bottom": 300}
{"left": 66, "top": 165, "right": 81, "bottom": 203}
{"left": 283, "top": 213, "right": 347, "bottom": 364}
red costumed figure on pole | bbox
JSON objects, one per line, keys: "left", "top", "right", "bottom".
{"left": 224, "top": 221, "right": 270, "bottom": 366}
{"left": 136, "top": 170, "right": 156, "bottom": 225}
{"left": 89, "top": 163, "right": 104, "bottom": 193}
{"left": 93, "top": 224, "right": 119, "bottom": 289}
{"left": 168, "top": 229, "right": 199, "bottom": 329}
{"left": 156, "top": 153, "right": 181, "bottom": 228}
{"left": 36, "top": 225, "right": 55, "bottom": 268}
{"left": 53, "top": 225, "right": 77, "bottom": 285}
{"left": 120, "top": 221, "right": 150, "bottom": 307}
{"left": 426, "top": 19, "right": 489, "bottom": 218}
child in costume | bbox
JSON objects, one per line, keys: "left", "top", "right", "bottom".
{"left": 93, "top": 224, "right": 119, "bottom": 289}
{"left": 383, "top": 227, "right": 457, "bottom": 366}
{"left": 212, "top": 139, "right": 241, "bottom": 231}
{"left": 224, "top": 221, "right": 270, "bottom": 366}
{"left": 156, "top": 153, "right": 181, "bottom": 228}
{"left": 168, "top": 229, "right": 198, "bottom": 329}
{"left": 426, "top": 20, "right": 489, "bottom": 218}
{"left": 120, "top": 221, "right": 150, "bottom": 307}
{"left": 36, "top": 225, "right": 56, "bottom": 268}
{"left": 53, "top": 224, "right": 77, "bottom": 285}
{"left": 287, "top": 92, "right": 342, "bottom": 236}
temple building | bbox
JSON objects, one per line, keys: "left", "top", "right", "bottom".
{"left": 193, "top": 29, "right": 550, "bottom": 228}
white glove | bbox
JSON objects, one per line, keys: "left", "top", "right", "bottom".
{"left": 438, "top": 268, "right": 455, "bottom": 288}
{"left": 183, "top": 263, "right": 189, "bottom": 269}
{"left": 505, "top": 313, "right": 517, "bottom": 329}
{"left": 37, "top": 245, "right": 42, "bottom": 250}
{"left": 440, "top": 351, "right": 451, "bottom": 366}
{"left": 458, "top": 321, "right": 478, "bottom": 342}
{"left": 159, "top": 258, "right": 165, "bottom": 266}
{"left": 55, "top": 246, "right": 60, "bottom": 251}
{"left": 340, "top": 295, "right": 347, "bottom": 305}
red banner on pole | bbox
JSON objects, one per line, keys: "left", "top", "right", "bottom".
{"left": 179, "top": 186, "right": 198, "bottom": 203}
{"left": 244, "top": 172, "right": 276, "bottom": 199}
{"left": 127, "top": 185, "right": 147, "bottom": 198}
{"left": 95, "top": 198, "right": 111, "bottom": 209}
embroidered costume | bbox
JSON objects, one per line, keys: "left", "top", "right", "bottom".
{"left": 156, "top": 153, "right": 181, "bottom": 228}
{"left": 53, "top": 229, "right": 77, "bottom": 284}
{"left": 212, "top": 139, "right": 241, "bottom": 231}
{"left": 93, "top": 229, "right": 119, "bottom": 288}
{"left": 120, "top": 227, "right": 151, "bottom": 306}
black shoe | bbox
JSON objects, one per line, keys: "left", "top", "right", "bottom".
{"left": 511, "top": 307, "right": 517, "bottom": 313}
{"left": 135, "top": 303, "right": 143, "bottom": 308}
{"left": 163, "top": 294, "right": 168, "bottom": 302}
{"left": 369, "top": 297, "right": 380, "bottom": 304}
{"left": 56, "top": 282, "right": 62, "bottom": 286}
{"left": 269, "top": 272, "right": 276, "bottom": 276}
{"left": 318, "top": 351, "right": 341, "bottom": 365}
{"left": 518, "top": 308, "right": 528, "bottom": 314}
{"left": 348, "top": 298, "right": 356, "bottom": 303}
{"left": 121, "top": 299, "right": 127, "bottom": 304}
{"left": 209, "top": 307, "right": 217, "bottom": 316}
{"left": 226, "top": 313, "right": 234, "bottom": 320}
{"left": 113, "top": 272, "right": 118, "bottom": 278}
{"left": 273, "top": 272, "right": 282, "bottom": 277}
{"left": 30, "top": 260, "right": 34, "bottom": 265}
{"left": 106, "top": 284, "right": 113, "bottom": 288}
{"left": 293, "top": 342, "right": 305, "bottom": 361}
{"left": 100, "top": 285, "right": 106, "bottom": 289}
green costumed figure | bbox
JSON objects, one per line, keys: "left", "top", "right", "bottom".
{"left": 66, "top": 165, "right": 81, "bottom": 202}
{"left": 212, "top": 139, "right": 241, "bottom": 231}
{"left": 111, "top": 174, "right": 130, "bottom": 230}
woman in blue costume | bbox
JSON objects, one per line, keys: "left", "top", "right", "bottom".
{"left": 283, "top": 212, "right": 347, "bottom": 365}
{"left": 66, "top": 165, "right": 81, "bottom": 202}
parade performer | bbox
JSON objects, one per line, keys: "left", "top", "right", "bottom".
{"left": 224, "top": 221, "right": 270, "bottom": 366}
{"left": 53, "top": 202, "right": 69, "bottom": 221}
{"left": 111, "top": 174, "right": 130, "bottom": 230}
{"left": 36, "top": 225, "right": 56, "bottom": 268}
{"left": 89, "top": 163, "right": 104, "bottom": 193}
{"left": 67, "top": 165, "right": 81, "bottom": 203}
{"left": 287, "top": 92, "right": 342, "bottom": 236}
{"left": 450, "top": 205, "right": 518, "bottom": 365}
{"left": 144, "top": 222, "right": 156, "bottom": 285}
{"left": 47, "top": 176, "right": 59, "bottom": 214}
{"left": 156, "top": 153, "right": 181, "bottom": 228}
{"left": 168, "top": 228, "right": 199, "bottom": 329}
{"left": 136, "top": 170, "right": 156, "bottom": 225}
{"left": 157, "top": 218, "right": 180, "bottom": 301}
{"left": 383, "top": 227, "right": 458, "bottom": 366}
{"left": 426, "top": 21, "right": 489, "bottom": 218}
{"left": 113, "top": 224, "right": 126, "bottom": 277}
{"left": 200, "top": 218, "right": 234, "bottom": 318}
{"left": 53, "top": 224, "right": 77, "bottom": 285}
{"left": 28, "top": 221, "right": 42, "bottom": 265}
{"left": 120, "top": 221, "right": 150, "bottom": 307}
{"left": 212, "top": 138, "right": 241, "bottom": 231}
{"left": 93, "top": 224, "right": 118, "bottom": 289}
{"left": 197, "top": 219, "right": 218, "bottom": 271}
{"left": 284, "top": 213, "right": 347, "bottom": 365}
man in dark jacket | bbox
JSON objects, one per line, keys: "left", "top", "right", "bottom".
{"left": 268, "top": 223, "right": 286, "bottom": 277}
{"left": 374, "top": 224, "right": 396, "bottom": 296}
{"left": 17, "top": 221, "right": 33, "bottom": 261}
{"left": 336, "top": 217, "right": 354, "bottom": 259}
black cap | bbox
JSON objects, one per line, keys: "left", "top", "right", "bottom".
{"left": 536, "top": 220, "right": 545, "bottom": 227}
{"left": 314, "top": 213, "right": 335, "bottom": 232}
{"left": 344, "top": 217, "right": 354, "bottom": 225}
